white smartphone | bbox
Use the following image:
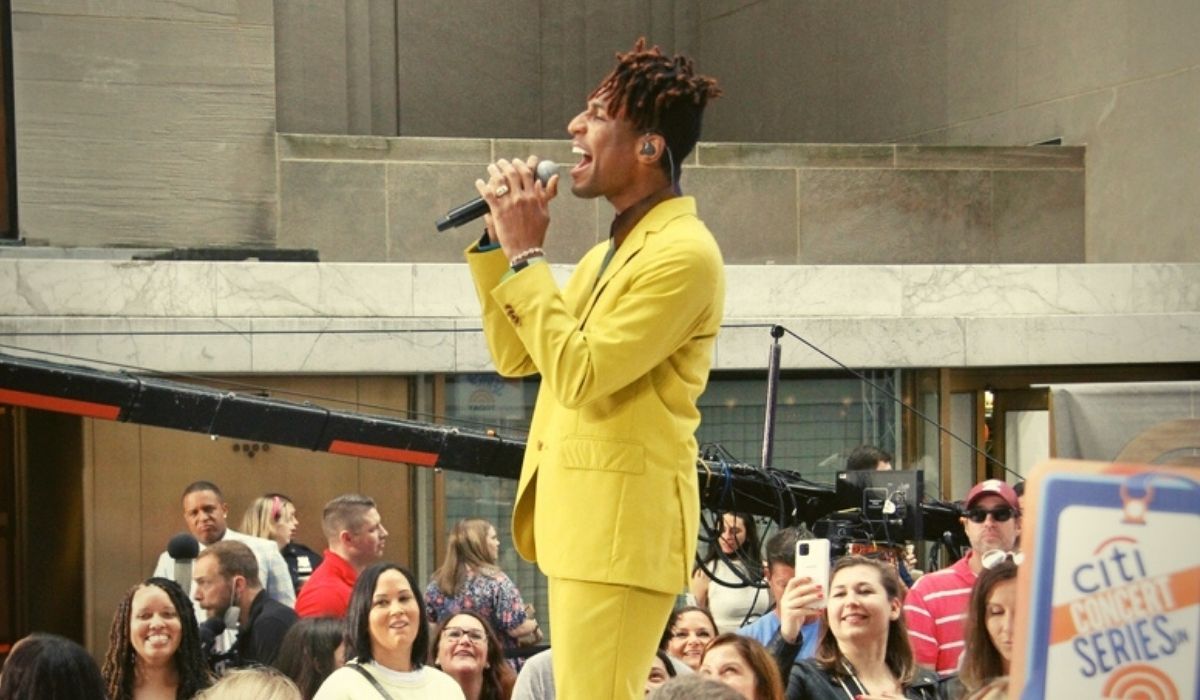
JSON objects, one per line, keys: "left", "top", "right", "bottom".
{"left": 794, "top": 538, "right": 832, "bottom": 609}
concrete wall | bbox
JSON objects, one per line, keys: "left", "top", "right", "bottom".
{"left": 13, "top": 1, "right": 1195, "bottom": 262}
{"left": 276, "top": 134, "right": 1085, "bottom": 265}
{"left": 12, "top": 0, "right": 277, "bottom": 248}
{"left": 690, "top": 0, "right": 1200, "bottom": 263}
{"left": 272, "top": 1, "right": 1196, "bottom": 263}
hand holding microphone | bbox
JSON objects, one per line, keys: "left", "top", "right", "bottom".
{"left": 438, "top": 157, "right": 559, "bottom": 261}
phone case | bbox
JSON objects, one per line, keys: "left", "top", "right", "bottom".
{"left": 794, "top": 538, "right": 832, "bottom": 609}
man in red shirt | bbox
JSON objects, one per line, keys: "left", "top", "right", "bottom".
{"left": 294, "top": 494, "right": 388, "bottom": 618}
{"left": 904, "top": 479, "right": 1021, "bottom": 676}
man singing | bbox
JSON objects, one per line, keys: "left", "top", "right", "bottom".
{"left": 466, "top": 39, "right": 723, "bottom": 699}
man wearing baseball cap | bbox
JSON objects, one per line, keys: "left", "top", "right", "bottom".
{"left": 903, "top": 478, "right": 1022, "bottom": 676}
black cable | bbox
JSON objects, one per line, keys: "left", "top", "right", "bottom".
{"left": 774, "top": 325, "right": 1018, "bottom": 479}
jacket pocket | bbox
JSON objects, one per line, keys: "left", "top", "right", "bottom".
{"left": 559, "top": 436, "right": 645, "bottom": 475}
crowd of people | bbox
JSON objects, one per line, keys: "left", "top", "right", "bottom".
{"left": 0, "top": 466, "right": 1025, "bottom": 700}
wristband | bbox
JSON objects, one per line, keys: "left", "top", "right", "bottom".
{"left": 509, "top": 247, "right": 545, "bottom": 267}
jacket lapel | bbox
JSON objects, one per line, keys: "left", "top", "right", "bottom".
{"left": 578, "top": 197, "right": 694, "bottom": 328}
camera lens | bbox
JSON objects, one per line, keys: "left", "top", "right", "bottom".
{"left": 799, "top": 544, "right": 809, "bottom": 555}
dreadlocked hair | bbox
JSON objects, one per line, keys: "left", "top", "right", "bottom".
{"left": 591, "top": 37, "right": 721, "bottom": 180}
{"left": 101, "top": 577, "right": 213, "bottom": 700}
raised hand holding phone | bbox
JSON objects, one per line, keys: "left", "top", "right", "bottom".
{"left": 794, "top": 538, "right": 831, "bottom": 608}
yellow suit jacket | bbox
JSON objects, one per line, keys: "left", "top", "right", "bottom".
{"left": 466, "top": 197, "right": 725, "bottom": 594}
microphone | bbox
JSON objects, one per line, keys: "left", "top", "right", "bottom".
{"left": 435, "top": 160, "right": 558, "bottom": 231}
{"left": 167, "top": 532, "right": 200, "bottom": 589}
{"left": 199, "top": 616, "right": 225, "bottom": 654}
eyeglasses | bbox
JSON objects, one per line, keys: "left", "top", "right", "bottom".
{"left": 964, "top": 506, "right": 1017, "bottom": 523}
{"left": 442, "top": 627, "right": 486, "bottom": 644}
{"left": 981, "top": 550, "right": 1024, "bottom": 569}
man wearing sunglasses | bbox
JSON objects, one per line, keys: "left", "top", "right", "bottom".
{"left": 903, "top": 479, "right": 1022, "bottom": 676}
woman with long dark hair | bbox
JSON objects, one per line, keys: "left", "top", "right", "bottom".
{"left": 314, "top": 563, "right": 463, "bottom": 699}
{"left": 959, "top": 559, "right": 1018, "bottom": 694}
{"left": 690, "top": 513, "right": 769, "bottom": 633}
{"left": 0, "top": 633, "right": 108, "bottom": 700}
{"left": 430, "top": 610, "right": 516, "bottom": 700}
{"left": 273, "top": 617, "right": 346, "bottom": 700}
{"left": 425, "top": 519, "right": 539, "bottom": 650}
{"left": 101, "top": 577, "right": 212, "bottom": 700}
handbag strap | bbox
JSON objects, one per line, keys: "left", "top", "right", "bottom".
{"left": 349, "top": 662, "right": 392, "bottom": 699}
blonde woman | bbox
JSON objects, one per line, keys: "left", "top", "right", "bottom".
{"left": 425, "top": 519, "right": 539, "bottom": 651}
{"left": 243, "top": 493, "right": 324, "bottom": 594}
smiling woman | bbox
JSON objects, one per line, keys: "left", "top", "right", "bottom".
{"left": 431, "top": 611, "right": 516, "bottom": 700}
{"left": 313, "top": 564, "right": 464, "bottom": 699}
{"left": 775, "top": 556, "right": 942, "bottom": 700}
{"left": 101, "top": 577, "right": 212, "bottom": 700}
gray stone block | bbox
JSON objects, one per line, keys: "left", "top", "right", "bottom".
{"left": 685, "top": 166, "right": 798, "bottom": 264}
{"left": 278, "top": 161, "right": 387, "bottom": 262}
{"left": 992, "top": 170, "right": 1085, "bottom": 263}
{"left": 797, "top": 169, "right": 992, "bottom": 264}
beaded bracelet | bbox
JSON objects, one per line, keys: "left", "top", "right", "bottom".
{"left": 509, "top": 247, "right": 545, "bottom": 267}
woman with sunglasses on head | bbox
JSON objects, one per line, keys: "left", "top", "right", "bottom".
{"left": 772, "top": 555, "right": 941, "bottom": 699}
{"left": 431, "top": 611, "right": 516, "bottom": 700}
{"left": 314, "top": 563, "right": 463, "bottom": 699}
{"left": 244, "top": 494, "right": 324, "bottom": 595}
{"left": 958, "top": 557, "right": 1018, "bottom": 696}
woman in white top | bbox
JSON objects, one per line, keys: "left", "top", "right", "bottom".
{"left": 690, "top": 513, "right": 770, "bottom": 633}
{"left": 314, "top": 563, "right": 464, "bottom": 700}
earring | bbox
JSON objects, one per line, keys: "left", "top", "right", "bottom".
{"left": 641, "top": 141, "right": 656, "bottom": 156}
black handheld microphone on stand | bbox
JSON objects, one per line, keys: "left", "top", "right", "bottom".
{"left": 435, "top": 160, "right": 558, "bottom": 232}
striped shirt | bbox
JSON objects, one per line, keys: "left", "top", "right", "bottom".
{"left": 903, "top": 550, "right": 977, "bottom": 676}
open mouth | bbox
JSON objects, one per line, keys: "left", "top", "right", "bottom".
{"left": 571, "top": 145, "right": 592, "bottom": 177}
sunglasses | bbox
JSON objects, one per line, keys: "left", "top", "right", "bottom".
{"left": 981, "top": 549, "right": 1024, "bottom": 569}
{"left": 964, "top": 506, "right": 1017, "bottom": 523}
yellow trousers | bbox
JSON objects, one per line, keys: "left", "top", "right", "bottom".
{"left": 548, "top": 577, "right": 676, "bottom": 700}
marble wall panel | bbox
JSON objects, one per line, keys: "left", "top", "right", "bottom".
{"left": 278, "top": 161, "right": 388, "bottom": 262}
{"left": 452, "top": 320, "right": 499, "bottom": 373}
{"left": 214, "top": 263, "right": 414, "bottom": 318}
{"left": 797, "top": 170, "right": 992, "bottom": 264}
{"left": 722, "top": 265, "right": 903, "bottom": 319}
{"left": 964, "top": 314, "right": 1200, "bottom": 366}
{"left": 247, "top": 318, "right": 456, "bottom": 373}
{"left": 1130, "top": 265, "right": 1200, "bottom": 313}
{"left": 991, "top": 170, "right": 1085, "bottom": 263}
{"left": 0, "top": 318, "right": 254, "bottom": 373}
{"left": 900, "top": 265, "right": 1134, "bottom": 318}
{"left": 684, "top": 166, "right": 797, "bottom": 264}
{"left": 14, "top": 0, "right": 272, "bottom": 23}
{"left": 0, "top": 260, "right": 219, "bottom": 317}
{"left": 714, "top": 317, "right": 968, "bottom": 370}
